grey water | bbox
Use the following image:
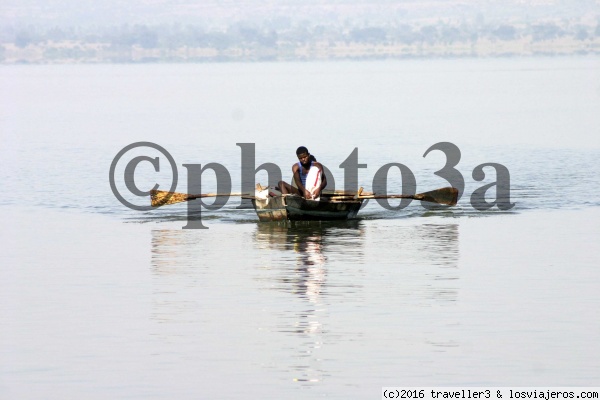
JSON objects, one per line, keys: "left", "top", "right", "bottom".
{"left": 1, "top": 57, "right": 599, "bottom": 398}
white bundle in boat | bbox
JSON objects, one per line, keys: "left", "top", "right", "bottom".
{"left": 304, "top": 165, "right": 322, "bottom": 201}
{"left": 255, "top": 186, "right": 282, "bottom": 201}
{"left": 255, "top": 188, "right": 270, "bottom": 200}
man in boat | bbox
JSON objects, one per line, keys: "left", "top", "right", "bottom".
{"left": 278, "top": 146, "right": 328, "bottom": 200}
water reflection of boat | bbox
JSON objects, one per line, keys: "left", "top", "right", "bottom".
{"left": 255, "top": 222, "right": 363, "bottom": 296}
{"left": 253, "top": 222, "right": 365, "bottom": 383}
{"left": 254, "top": 221, "right": 364, "bottom": 259}
{"left": 254, "top": 221, "right": 365, "bottom": 303}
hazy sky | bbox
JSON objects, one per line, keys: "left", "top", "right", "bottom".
{"left": 1, "top": 0, "right": 598, "bottom": 29}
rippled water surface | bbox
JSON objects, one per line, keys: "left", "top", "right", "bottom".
{"left": 1, "top": 57, "right": 599, "bottom": 398}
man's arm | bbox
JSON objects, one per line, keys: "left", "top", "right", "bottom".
{"left": 313, "top": 162, "right": 327, "bottom": 198}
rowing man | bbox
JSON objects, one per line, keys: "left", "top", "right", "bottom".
{"left": 278, "top": 146, "right": 328, "bottom": 200}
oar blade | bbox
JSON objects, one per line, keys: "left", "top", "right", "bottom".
{"left": 417, "top": 187, "right": 459, "bottom": 206}
{"left": 150, "top": 190, "right": 189, "bottom": 207}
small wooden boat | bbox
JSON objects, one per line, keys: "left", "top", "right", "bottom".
{"left": 150, "top": 186, "right": 458, "bottom": 222}
{"left": 251, "top": 194, "right": 363, "bottom": 222}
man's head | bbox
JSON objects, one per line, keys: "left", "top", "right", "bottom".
{"left": 296, "top": 146, "right": 310, "bottom": 166}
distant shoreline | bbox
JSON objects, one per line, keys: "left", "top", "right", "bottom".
{"left": 2, "top": 37, "right": 599, "bottom": 64}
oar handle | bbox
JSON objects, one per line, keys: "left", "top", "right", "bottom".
{"left": 187, "top": 192, "right": 247, "bottom": 200}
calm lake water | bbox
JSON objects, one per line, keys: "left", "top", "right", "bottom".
{"left": 1, "top": 57, "right": 600, "bottom": 398}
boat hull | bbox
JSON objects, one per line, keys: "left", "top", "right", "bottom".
{"left": 251, "top": 195, "right": 363, "bottom": 222}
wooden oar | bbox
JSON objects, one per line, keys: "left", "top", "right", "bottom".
{"left": 365, "top": 187, "right": 458, "bottom": 206}
{"left": 330, "top": 187, "right": 459, "bottom": 206}
{"left": 150, "top": 189, "right": 250, "bottom": 207}
{"left": 321, "top": 189, "right": 374, "bottom": 196}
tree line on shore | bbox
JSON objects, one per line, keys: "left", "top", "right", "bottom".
{"left": 2, "top": 17, "right": 599, "bottom": 62}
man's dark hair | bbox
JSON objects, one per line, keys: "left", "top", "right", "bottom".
{"left": 296, "top": 146, "right": 309, "bottom": 155}
{"left": 296, "top": 146, "right": 317, "bottom": 162}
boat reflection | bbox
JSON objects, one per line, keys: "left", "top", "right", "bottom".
{"left": 253, "top": 220, "right": 462, "bottom": 378}
{"left": 253, "top": 221, "right": 366, "bottom": 384}
{"left": 254, "top": 221, "right": 366, "bottom": 302}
